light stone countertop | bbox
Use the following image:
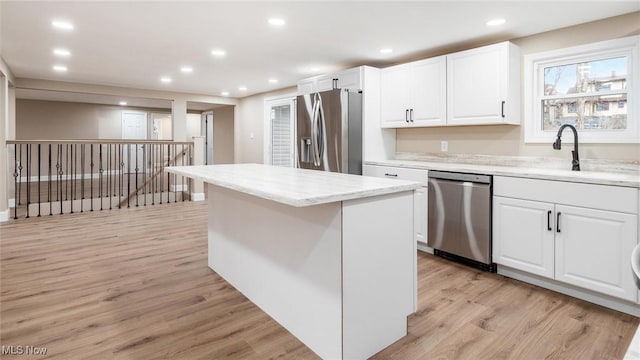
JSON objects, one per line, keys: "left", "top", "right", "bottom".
{"left": 365, "top": 153, "right": 640, "bottom": 188}
{"left": 166, "top": 163, "right": 421, "bottom": 207}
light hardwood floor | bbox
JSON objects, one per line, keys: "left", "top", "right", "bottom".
{"left": 1, "top": 201, "right": 638, "bottom": 359}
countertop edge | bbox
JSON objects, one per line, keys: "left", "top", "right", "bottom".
{"left": 166, "top": 167, "right": 422, "bottom": 207}
{"left": 364, "top": 160, "right": 640, "bottom": 189}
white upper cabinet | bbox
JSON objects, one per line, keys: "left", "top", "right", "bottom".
{"left": 380, "top": 56, "right": 446, "bottom": 128}
{"left": 379, "top": 41, "right": 521, "bottom": 128}
{"left": 447, "top": 42, "right": 520, "bottom": 125}
{"left": 298, "top": 67, "right": 363, "bottom": 94}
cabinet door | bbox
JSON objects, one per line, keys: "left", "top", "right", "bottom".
{"left": 414, "top": 187, "right": 428, "bottom": 245}
{"left": 380, "top": 64, "right": 411, "bottom": 128}
{"left": 447, "top": 42, "right": 507, "bottom": 125}
{"left": 493, "top": 196, "right": 555, "bottom": 278}
{"left": 555, "top": 205, "right": 638, "bottom": 302}
{"left": 336, "top": 68, "right": 362, "bottom": 91}
{"left": 316, "top": 75, "right": 336, "bottom": 92}
{"left": 410, "top": 57, "right": 447, "bottom": 127}
{"left": 298, "top": 79, "right": 316, "bottom": 95}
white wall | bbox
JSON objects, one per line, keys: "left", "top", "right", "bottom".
{"left": 235, "top": 87, "right": 296, "bottom": 163}
{"left": 212, "top": 105, "right": 234, "bottom": 164}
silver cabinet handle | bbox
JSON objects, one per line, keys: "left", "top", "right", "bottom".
{"left": 405, "top": 109, "right": 409, "bottom": 123}
{"left": 410, "top": 108, "right": 414, "bottom": 122}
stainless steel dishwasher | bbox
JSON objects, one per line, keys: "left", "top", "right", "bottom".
{"left": 427, "top": 170, "right": 495, "bottom": 272}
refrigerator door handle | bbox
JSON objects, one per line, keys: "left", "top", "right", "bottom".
{"left": 315, "top": 93, "right": 325, "bottom": 167}
{"left": 310, "top": 95, "right": 319, "bottom": 166}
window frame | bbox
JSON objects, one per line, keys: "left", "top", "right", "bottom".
{"left": 524, "top": 35, "right": 640, "bottom": 143}
{"left": 263, "top": 94, "right": 296, "bottom": 166}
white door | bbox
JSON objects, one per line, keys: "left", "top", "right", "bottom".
{"left": 122, "top": 111, "right": 147, "bottom": 173}
{"left": 410, "top": 57, "right": 447, "bottom": 126}
{"left": 264, "top": 97, "right": 295, "bottom": 167}
{"left": 493, "top": 196, "right": 555, "bottom": 279}
{"left": 446, "top": 43, "right": 507, "bottom": 125}
{"left": 380, "top": 63, "right": 411, "bottom": 128}
{"left": 555, "top": 205, "right": 638, "bottom": 302}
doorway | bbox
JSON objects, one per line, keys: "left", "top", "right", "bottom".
{"left": 121, "top": 111, "right": 147, "bottom": 172}
{"left": 203, "top": 112, "right": 214, "bottom": 165}
{"left": 264, "top": 96, "right": 296, "bottom": 167}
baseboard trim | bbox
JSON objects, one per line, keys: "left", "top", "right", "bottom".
{"left": 0, "top": 209, "right": 9, "bottom": 222}
{"left": 498, "top": 265, "right": 640, "bottom": 317}
{"left": 417, "top": 242, "right": 434, "bottom": 254}
{"left": 191, "top": 193, "right": 205, "bottom": 201}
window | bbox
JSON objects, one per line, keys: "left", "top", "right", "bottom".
{"left": 264, "top": 95, "right": 296, "bottom": 167}
{"left": 525, "top": 36, "right": 639, "bottom": 143}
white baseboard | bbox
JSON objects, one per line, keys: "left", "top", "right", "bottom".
{"left": 498, "top": 265, "right": 640, "bottom": 317}
{"left": 191, "top": 193, "right": 205, "bottom": 201}
{"left": 417, "top": 242, "right": 433, "bottom": 254}
{"left": 0, "top": 209, "right": 9, "bottom": 222}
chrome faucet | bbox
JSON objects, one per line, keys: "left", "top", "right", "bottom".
{"left": 552, "top": 124, "right": 580, "bottom": 171}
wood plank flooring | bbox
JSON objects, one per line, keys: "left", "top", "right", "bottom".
{"left": 1, "top": 201, "right": 638, "bottom": 359}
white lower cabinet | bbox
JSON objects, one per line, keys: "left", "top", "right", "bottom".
{"left": 493, "top": 197, "right": 554, "bottom": 279}
{"left": 555, "top": 205, "right": 637, "bottom": 301}
{"left": 363, "top": 164, "right": 428, "bottom": 246}
{"left": 493, "top": 176, "right": 639, "bottom": 303}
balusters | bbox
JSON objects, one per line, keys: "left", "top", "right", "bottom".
{"left": 13, "top": 144, "right": 18, "bottom": 219}
{"left": 48, "top": 144, "right": 52, "bottom": 216}
{"left": 6, "top": 140, "right": 195, "bottom": 219}
{"left": 37, "top": 144, "right": 41, "bottom": 217}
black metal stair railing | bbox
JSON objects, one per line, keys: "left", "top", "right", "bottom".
{"left": 6, "top": 140, "right": 194, "bottom": 220}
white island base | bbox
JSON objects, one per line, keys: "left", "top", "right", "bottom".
{"left": 209, "top": 185, "right": 414, "bottom": 359}
{"left": 166, "top": 164, "right": 419, "bottom": 359}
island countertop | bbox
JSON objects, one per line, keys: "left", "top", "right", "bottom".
{"left": 166, "top": 163, "right": 421, "bottom": 207}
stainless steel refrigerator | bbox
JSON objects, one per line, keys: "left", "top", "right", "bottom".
{"left": 296, "top": 89, "right": 362, "bottom": 174}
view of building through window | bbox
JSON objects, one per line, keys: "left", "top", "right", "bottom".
{"left": 541, "top": 56, "right": 628, "bottom": 131}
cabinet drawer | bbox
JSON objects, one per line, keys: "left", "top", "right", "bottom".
{"left": 363, "top": 165, "right": 428, "bottom": 185}
{"left": 494, "top": 176, "right": 638, "bottom": 214}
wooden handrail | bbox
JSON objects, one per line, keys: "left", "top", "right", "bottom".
{"left": 7, "top": 139, "right": 194, "bottom": 145}
{"left": 118, "top": 147, "right": 191, "bottom": 207}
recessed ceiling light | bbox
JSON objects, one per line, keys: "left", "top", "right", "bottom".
{"left": 53, "top": 65, "right": 67, "bottom": 72}
{"left": 486, "top": 18, "right": 506, "bottom": 27}
{"left": 310, "top": 67, "right": 320, "bottom": 72}
{"left": 268, "top": 78, "right": 278, "bottom": 84}
{"left": 268, "top": 18, "right": 286, "bottom": 26}
{"left": 160, "top": 77, "right": 172, "bottom": 83}
{"left": 119, "top": 101, "right": 127, "bottom": 106}
{"left": 52, "top": 20, "right": 74, "bottom": 30}
{"left": 238, "top": 86, "right": 248, "bottom": 91}
{"left": 180, "top": 66, "right": 193, "bottom": 73}
{"left": 53, "top": 48, "right": 71, "bottom": 57}
{"left": 211, "top": 49, "right": 226, "bottom": 57}
{"left": 380, "top": 48, "right": 393, "bottom": 54}
{"left": 221, "top": 91, "right": 230, "bottom": 96}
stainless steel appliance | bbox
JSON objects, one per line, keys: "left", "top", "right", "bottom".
{"left": 427, "top": 171, "right": 495, "bottom": 272}
{"left": 296, "top": 89, "right": 362, "bottom": 174}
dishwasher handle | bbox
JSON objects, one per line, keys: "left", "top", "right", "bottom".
{"left": 428, "top": 170, "right": 492, "bottom": 184}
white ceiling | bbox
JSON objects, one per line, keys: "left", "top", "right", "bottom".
{"left": 2, "top": 1, "right": 639, "bottom": 99}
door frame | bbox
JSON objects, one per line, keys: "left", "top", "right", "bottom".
{"left": 263, "top": 94, "right": 296, "bottom": 166}
{"left": 121, "top": 110, "right": 148, "bottom": 140}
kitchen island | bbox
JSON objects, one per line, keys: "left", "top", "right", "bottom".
{"left": 165, "top": 164, "right": 421, "bottom": 359}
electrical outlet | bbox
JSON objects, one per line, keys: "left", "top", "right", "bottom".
{"left": 440, "top": 141, "right": 448, "bottom": 152}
